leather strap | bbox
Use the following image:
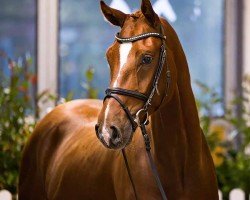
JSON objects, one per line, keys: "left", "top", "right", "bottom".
{"left": 121, "top": 123, "right": 167, "bottom": 200}
{"left": 104, "top": 93, "right": 138, "bottom": 131}
{"left": 143, "top": 44, "right": 166, "bottom": 111}
{"left": 115, "top": 32, "right": 166, "bottom": 43}
{"left": 140, "top": 124, "right": 167, "bottom": 200}
{"left": 105, "top": 88, "right": 148, "bottom": 102}
{"left": 122, "top": 149, "right": 138, "bottom": 200}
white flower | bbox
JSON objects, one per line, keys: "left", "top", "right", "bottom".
{"left": 18, "top": 118, "right": 24, "bottom": 124}
{"left": 245, "top": 145, "right": 250, "bottom": 156}
{"left": 4, "top": 122, "right": 9, "bottom": 128}
{"left": 25, "top": 115, "right": 35, "bottom": 125}
{"left": 29, "top": 126, "right": 34, "bottom": 133}
{"left": 4, "top": 88, "right": 10, "bottom": 94}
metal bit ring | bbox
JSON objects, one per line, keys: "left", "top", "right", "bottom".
{"left": 134, "top": 109, "right": 149, "bottom": 126}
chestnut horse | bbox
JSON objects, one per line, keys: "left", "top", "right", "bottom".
{"left": 18, "top": 0, "right": 218, "bottom": 199}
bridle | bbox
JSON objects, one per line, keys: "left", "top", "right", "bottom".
{"left": 104, "top": 27, "right": 170, "bottom": 200}
{"left": 104, "top": 30, "right": 171, "bottom": 131}
{"left": 103, "top": 26, "right": 171, "bottom": 200}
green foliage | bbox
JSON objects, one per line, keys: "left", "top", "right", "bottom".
{"left": 0, "top": 57, "right": 99, "bottom": 194}
{"left": 0, "top": 54, "right": 36, "bottom": 193}
{"left": 220, "top": 75, "right": 250, "bottom": 196}
{"left": 81, "top": 67, "right": 98, "bottom": 99}
{"left": 196, "top": 81, "right": 223, "bottom": 151}
{"left": 196, "top": 77, "right": 250, "bottom": 198}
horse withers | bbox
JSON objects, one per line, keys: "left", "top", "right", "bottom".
{"left": 18, "top": 0, "right": 219, "bottom": 199}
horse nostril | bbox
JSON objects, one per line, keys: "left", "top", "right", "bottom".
{"left": 111, "top": 128, "right": 118, "bottom": 140}
{"left": 95, "top": 124, "right": 100, "bottom": 135}
{"left": 110, "top": 126, "right": 121, "bottom": 146}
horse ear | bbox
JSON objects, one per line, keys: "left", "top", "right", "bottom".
{"left": 141, "top": 0, "right": 160, "bottom": 27}
{"left": 100, "top": 1, "right": 127, "bottom": 27}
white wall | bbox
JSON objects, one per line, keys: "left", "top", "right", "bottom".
{"left": 243, "top": 0, "right": 250, "bottom": 75}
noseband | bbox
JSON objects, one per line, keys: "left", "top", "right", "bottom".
{"left": 103, "top": 27, "right": 170, "bottom": 200}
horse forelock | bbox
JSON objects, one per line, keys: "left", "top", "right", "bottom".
{"left": 120, "top": 11, "right": 156, "bottom": 38}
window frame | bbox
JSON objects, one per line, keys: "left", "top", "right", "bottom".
{"left": 37, "top": 0, "right": 59, "bottom": 117}
{"left": 224, "top": 0, "right": 243, "bottom": 110}
{"left": 243, "top": 0, "right": 250, "bottom": 75}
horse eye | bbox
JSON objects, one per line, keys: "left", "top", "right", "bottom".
{"left": 142, "top": 55, "right": 153, "bottom": 64}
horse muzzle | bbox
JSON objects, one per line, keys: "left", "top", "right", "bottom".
{"left": 95, "top": 123, "right": 127, "bottom": 149}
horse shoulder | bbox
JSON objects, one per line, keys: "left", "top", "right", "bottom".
{"left": 19, "top": 99, "right": 103, "bottom": 199}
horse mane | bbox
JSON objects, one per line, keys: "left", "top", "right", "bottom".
{"left": 160, "top": 18, "right": 202, "bottom": 137}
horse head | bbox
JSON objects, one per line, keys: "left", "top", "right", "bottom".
{"left": 95, "top": 0, "right": 175, "bottom": 149}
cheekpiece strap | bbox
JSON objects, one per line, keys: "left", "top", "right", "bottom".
{"left": 115, "top": 32, "right": 166, "bottom": 43}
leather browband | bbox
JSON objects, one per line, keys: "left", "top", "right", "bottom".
{"left": 115, "top": 32, "right": 166, "bottom": 43}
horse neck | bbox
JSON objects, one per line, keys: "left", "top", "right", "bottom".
{"left": 148, "top": 81, "right": 209, "bottom": 196}
{"left": 150, "top": 20, "right": 204, "bottom": 165}
{"left": 150, "top": 84, "right": 203, "bottom": 164}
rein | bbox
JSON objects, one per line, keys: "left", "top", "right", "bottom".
{"left": 103, "top": 27, "right": 170, "bottom": 200}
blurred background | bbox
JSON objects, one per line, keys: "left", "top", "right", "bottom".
{"left": 0, "top": 0, "right": 249, "bottom": 199}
